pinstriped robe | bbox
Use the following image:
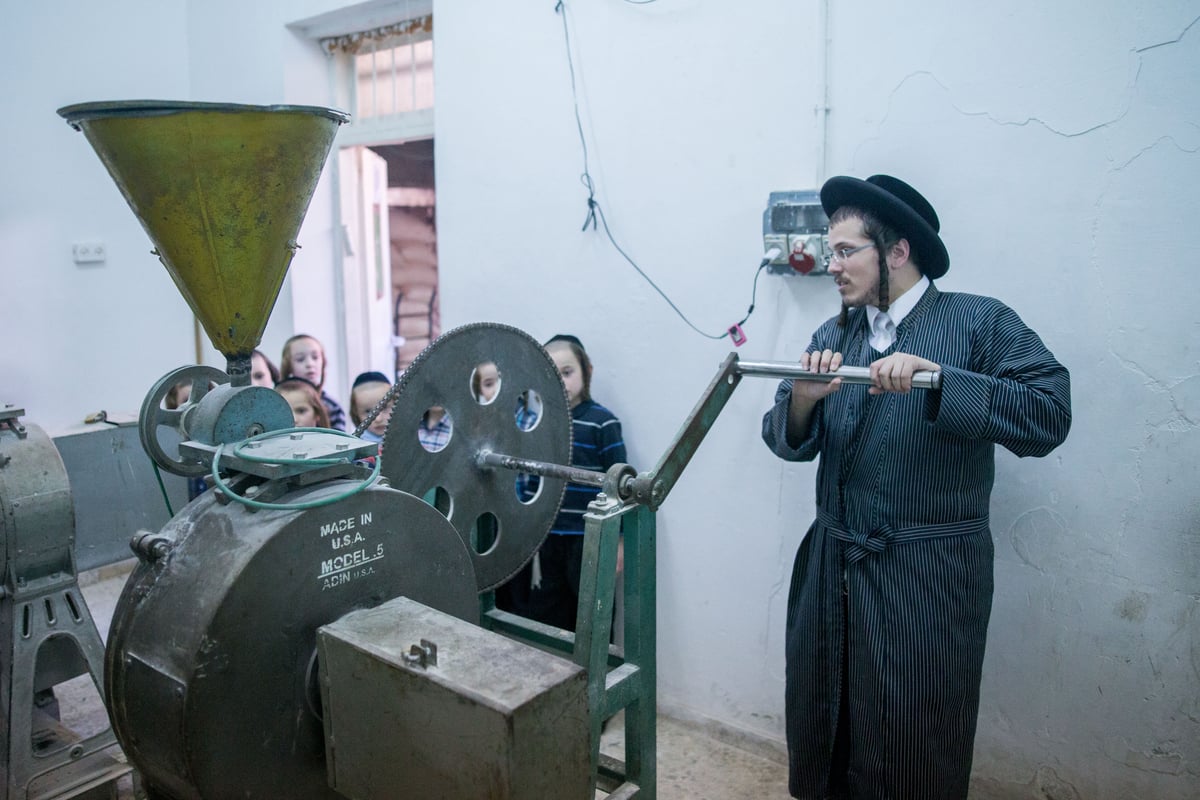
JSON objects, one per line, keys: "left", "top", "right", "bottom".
{"left": 762, "top": 283, "right": 1071, "bottom": 799}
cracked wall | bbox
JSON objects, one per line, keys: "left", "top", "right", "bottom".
{"left": 833, "top": 3, "right": 1200, "bottom": 797}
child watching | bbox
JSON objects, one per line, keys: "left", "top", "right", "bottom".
{"left": 251, "top": 349, "right": 281, "bottom": 388}
{"left": 275, "top": 377, "right": 331, "bottom": 429}
{"left": 498, "top": 334, "right": 627, "bottom": 632}
{"left": 472, "top": 361, "right": 501, "bottom": 404}
{"left": 281, "top": 334, "right": 346, "bottom": 430}
{"left": 350, "top": 371, "right": 393, "bottom": 443}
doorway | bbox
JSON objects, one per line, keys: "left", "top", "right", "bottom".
{"left": 336, "top": 140, "right": 439, "bottom": 383}
{"left": 373, "top": 139, "right": 439, "bottom": 376}
{"left": 299, "top": 3, "right": 437, "bottom": 388}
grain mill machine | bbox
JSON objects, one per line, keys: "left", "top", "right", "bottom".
{"left": 51, "top": 100, "right": 653, "bottom": 800}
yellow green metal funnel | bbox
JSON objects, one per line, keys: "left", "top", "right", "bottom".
{"left": 58, "top": 100, "right": 349, "bottom": 361}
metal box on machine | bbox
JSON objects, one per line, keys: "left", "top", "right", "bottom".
{"left": 316, "top": 596, "right": 591, "bottom": 800}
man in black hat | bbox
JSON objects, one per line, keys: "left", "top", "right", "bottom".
{"left": 762, "top": 175, "right": 1072, "bottom": 799}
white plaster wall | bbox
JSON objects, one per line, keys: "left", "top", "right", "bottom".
{"left": 2, "top": 0, "right": 1197, "bottom": 796}
{"left": 0, "top": 0, "right": 353, "bottom": 432}
{"left": 432, "top": 0, "right": 840, "bottom": 747}
{"left": 434, "top": 1, "right": 1200, "bottom": 797}
{"left": 434, "top": 0, "right": 825, "bottom": 750}
{"left": 822, "top": 4, "right": 1200, "bottom": 796}
{"left": 0, "top": 1, "right": 194, "bottom": 433}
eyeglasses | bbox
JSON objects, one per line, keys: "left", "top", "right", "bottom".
{"left": 825, "top": 242, "right": 875, "bottom": 267}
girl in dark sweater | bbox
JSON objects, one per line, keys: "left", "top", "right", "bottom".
{"left": 499, "top": 334, "right": 627, "bottom": 631}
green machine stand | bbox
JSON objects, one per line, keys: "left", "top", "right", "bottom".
{"left": 482, "top": 499, "right": 656, "bottom": 798}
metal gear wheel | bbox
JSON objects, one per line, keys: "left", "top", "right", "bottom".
{"left": 381, "top": 322, "right": 573, "bottom": 591}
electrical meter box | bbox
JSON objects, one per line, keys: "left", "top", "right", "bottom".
{"left": 317, "top": 596, "right": 590, "bottom": 800}
{"left": 762, "top": 190, "right": 830, "bottom": 275}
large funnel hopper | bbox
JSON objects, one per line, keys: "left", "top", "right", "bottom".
{"left": 58, "top": 101, "right": 349, "bottom": 364}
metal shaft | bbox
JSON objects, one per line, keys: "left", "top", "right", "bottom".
{"left": 735, "top": 360, "right": 941, "bottom": 390}
{"left": 475, "top": 450, "right": 606, "bottom": 488}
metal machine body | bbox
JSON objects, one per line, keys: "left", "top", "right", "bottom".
{"left": 106, "top": 483, "right": 480, "bottom": 800}
{"left": 103, "top": 320, "right": 613, "bottom": 799}
{"left": 0, "top": 406, "right": 130, "bottom": 799}
{"left": 52, "top": 422, "right": 188, "bottom": 572}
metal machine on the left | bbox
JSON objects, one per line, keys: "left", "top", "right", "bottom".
{"left": 0, "top": 405, "right": 133, "bottom": 799}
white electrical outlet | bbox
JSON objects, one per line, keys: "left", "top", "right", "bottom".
{"left": 73, "top": 241, "right": 106, "bottom": 265}
{"left": 763, "top": 234, "right": 789, "bottom": 264}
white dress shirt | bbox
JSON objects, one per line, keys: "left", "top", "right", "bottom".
{"left": 866, "top": 275, "right": 928, "bottom": 351}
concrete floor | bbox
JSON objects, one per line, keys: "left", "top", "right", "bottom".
{"left": 54, "top": 564, "right": 790, "bottom": 799}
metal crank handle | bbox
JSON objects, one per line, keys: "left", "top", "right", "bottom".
{"left": 475, "top": 449, "right": 605, "bottom": 488}
{"left": 736, "top": 361, "right": 941, "bottom": 390}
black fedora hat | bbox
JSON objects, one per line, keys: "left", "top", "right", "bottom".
{"left": 820, "top": 174, "right": 949, "bottom": 278}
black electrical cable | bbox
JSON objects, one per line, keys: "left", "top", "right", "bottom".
{"left": 736, "top": 262, "right": 769, "bottom": 328}
{"left": 588, "top": 197, "right": 728, "bottom": 340}
{"left": 554, "top": 1, "right": 763, "bottom": 341}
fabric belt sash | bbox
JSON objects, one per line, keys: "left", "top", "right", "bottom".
{"left": 817, "top": 509, "right": 989, "bottom": 564}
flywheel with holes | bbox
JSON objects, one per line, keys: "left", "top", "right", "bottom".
{"left": 381, "top": 322, "right": 573, "bottom": 591}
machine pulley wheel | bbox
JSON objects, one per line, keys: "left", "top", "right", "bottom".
{"left": 138, "top": 364, "right": 228, "bottom": 477}
{"left": 381, "top": 322, "right": 573, "bottom": 591}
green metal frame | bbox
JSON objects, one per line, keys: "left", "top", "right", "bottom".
{"left": 482, "top": 499, "right": 656, "bottom": 798}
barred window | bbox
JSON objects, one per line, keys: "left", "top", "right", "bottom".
{"left": 321, "top": 14, "right": 433, "bottom": 123}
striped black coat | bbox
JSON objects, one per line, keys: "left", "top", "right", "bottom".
{"left": 762, "top": 283, "right": 1071, "bottom": 799}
